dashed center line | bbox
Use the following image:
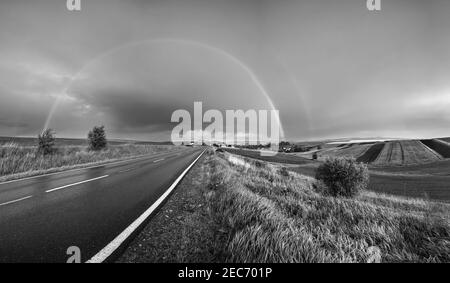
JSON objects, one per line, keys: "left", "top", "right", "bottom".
{"left": 45, "top": 175, "right": 109, "bottom": 193}
{"left": 153, "top": 158, "right": 165, "bottom": 163}
{"left": 118, "top": 168, "right": 134, "bottom": 173}
{"left": 0, "top": 195, "right": 33, "bottom": 207}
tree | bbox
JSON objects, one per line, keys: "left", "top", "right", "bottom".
{"left": 88, "top": 126, "right": 107, "bottom": 151}
{"left": 38, "top": 128, "right": 56, "bottom": 155}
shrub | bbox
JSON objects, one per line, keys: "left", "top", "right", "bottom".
{"left": 88, "top": 126, "right": 107, "bottom": 151}
{"left": 37, "top": 129, "right": 56, "bottom": 155}
{"left": 254, "top": 160, "right": 265, "bottom": 168}
{"left": 278, "top": 167, "right": 289, "bottom": 177}
{"left": 315, "top": 157, "right": 369, "bottom": 198}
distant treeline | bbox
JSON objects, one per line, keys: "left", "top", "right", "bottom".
{"left": 278, "top": 141, "right": 322, "bottom": 153}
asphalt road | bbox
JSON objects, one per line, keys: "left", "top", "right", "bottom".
{"left": 0, "top": 147, "right": 205, "bottom": 263}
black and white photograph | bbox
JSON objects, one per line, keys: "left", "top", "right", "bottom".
{"left": 0, "top": 0, "right": 449, "bottom": 269}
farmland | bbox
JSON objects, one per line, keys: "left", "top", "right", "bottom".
{"left": 356, "top": 143, "right": 385, "bottom": 163}
{"left": 223, "top": 148, "right": 314, "bottom": 165}
{"left": 290, "top": 139, "right": 445, "bottom": 167}
{"left": 226, "top": 146, "right": 450, "bottom": 203}
{"left": 372, "top": 140, "right": 441, "bottom": 166}
{"left": 325, "top": 143, "right": 373, "bottom": 159}
{"left": 421, "top": 139, "right": 450, "bottom": 158}
{"left": 289, "top": 162, "right": 450, "bottom": 203}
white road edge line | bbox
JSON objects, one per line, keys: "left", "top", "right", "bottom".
{"left": 0, "top": 149, "right": 187, "bottom": 186}
{"left": 87, "top": 149, "right": 206, "bottom": 263}
{"left": 0, "top": 195, "right": 33, "bottom": 207}
{"left": 45, "top": 175, "right": 109, "bottom": 193}
{"left": 153, "top": 158, "right": 165, "bottom": 163}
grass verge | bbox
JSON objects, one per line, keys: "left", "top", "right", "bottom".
{"left": 119, "top": 150, "right": 450, "bottom": 263}
{"left": 0, "top": 143, "right": 178, "bottom": 183}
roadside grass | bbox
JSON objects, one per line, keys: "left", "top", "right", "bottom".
{"left": 207, "top": 152, "right": 450, "bottom": 263}
{"left": 0, "top": 143, "right": 177, "bottom": 182}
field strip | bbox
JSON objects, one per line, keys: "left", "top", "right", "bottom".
{"left": 420, "top": 141, "right": 443, "bottom": 159}
{"left": 0, "top": 149, "right": 186, "bottom": 186}
{"left": 86, "top": 149, "right": 206, "bottom": 263}
{"left": 45, "top": 175, "right": 109, "bottom": 193}
{"left": 0, "top": 195, "right": 33, "bottom": 207}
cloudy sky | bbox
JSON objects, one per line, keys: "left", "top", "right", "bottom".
{"left": 0, "top": 0, "right": 449, "bottom": 141}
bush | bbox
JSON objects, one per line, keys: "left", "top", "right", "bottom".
{"left": 315, "top": 157, "right": 369, "bottom": 198}
{"left": 278, "top": 167, "right": 289, "bottom": 177}
{"left": 88, "top": 126, "right": 107, "bottom": 151}
{"left": 254, "top": 160, "right": 265, "bottom": 168}
{"left": 38, "top": 129, "right": 56, "bottom": 155}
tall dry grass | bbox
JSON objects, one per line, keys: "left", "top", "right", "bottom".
{"left": 206, "top": 151, "right": 450, "bottom": 263}
{"left": 0, "top": 143, "right": 175, "bottom": 178}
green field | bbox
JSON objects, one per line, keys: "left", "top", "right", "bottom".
{"left": 422, "top": 139, "right": 450, "bottom": 158}
{"left": 291, "top": 139, "right": 445, "bottom": 167}
{"left": 356, "top": 143, "right": 385, "bottom": 163}
{"left": 223, "top": 148, "right": 314, "bottom": 165}
{"left": 226, "top": 148, "right": 450, "bottom": 203}
{"left": 320, "top": 143, "right": 373, "bottom": 160}
{"left": 373, "top": 140, "right": 441, "bottom": 166}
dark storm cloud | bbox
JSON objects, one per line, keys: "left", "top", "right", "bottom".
{"left": 74, "top": 88, "right": 178, "bottom": 128}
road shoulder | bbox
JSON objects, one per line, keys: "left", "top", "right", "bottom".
{"left": 117, "top": 151, "right": 225, "bottom": 263}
